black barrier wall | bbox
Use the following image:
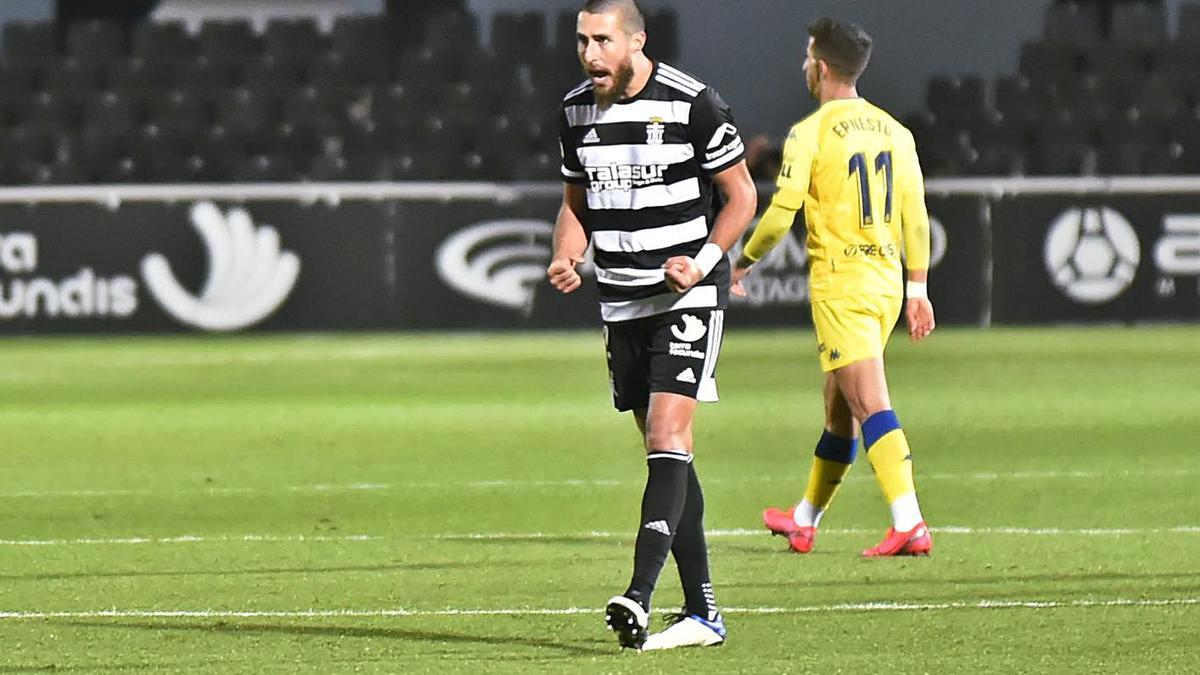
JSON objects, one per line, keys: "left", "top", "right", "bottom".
{"left": 0, "top": 187, "right": 1195, "bottom": 333}
{"left": 991, "top": 196, "right": 1200, "bottom": 323}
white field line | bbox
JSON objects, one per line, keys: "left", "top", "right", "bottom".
{"left": 1, "top": 597, "right": 1198, "bottom": 621}
{"left": 1, "top": 469, "right": 1195, "bottom": 500}
{"left": 4, "top": 526, "right": 1200, "bottom": 547}
{"left": 0, "top": 534, "right": 380, "bottom": 546}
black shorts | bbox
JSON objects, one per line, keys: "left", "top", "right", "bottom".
{"left": 603, "top": 309, "right": 726, "bottom": 412}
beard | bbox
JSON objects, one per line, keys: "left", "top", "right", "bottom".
{"left": 806, "top": 69, "right": 820, "bottom": 100}
{"left": 590, "top": 56, "right": 635, "bottom": 108}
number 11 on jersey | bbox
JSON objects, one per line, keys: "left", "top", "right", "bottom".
{"left": 848, "top": 150, "right": 893, "bottom": 228}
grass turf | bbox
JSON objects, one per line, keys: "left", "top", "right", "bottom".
{"left": 1, "top": 326, "right": 1199, "bottom": 672}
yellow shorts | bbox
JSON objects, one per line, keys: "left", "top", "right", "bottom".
{"left": 810, "top": 295, "right": 901, "bottom": 372}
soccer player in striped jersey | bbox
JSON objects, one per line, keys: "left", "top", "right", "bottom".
{"left": 733, "top": 18, "right": 937, "bottom": 557}
{"left": 546, "top": 0, "right": 756, "bottom": 652}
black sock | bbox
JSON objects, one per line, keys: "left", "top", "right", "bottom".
{"left": 625, "top": 451, "right": 690, "bottom": 612}
{"left": 672, "top": 461, "right": 718, "bottom": 620}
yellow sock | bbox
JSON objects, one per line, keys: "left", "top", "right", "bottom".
{"left": 804, "top": 456, "right": 853, "bottom": 510}
{"left": 866, "top": 430, "right": 915, "bottom": 503}
{"left": 862, "top": 410, "right": 916, "bottom": 504}
{"left": 797, "top": 430, "right": 858, "bottom": 525}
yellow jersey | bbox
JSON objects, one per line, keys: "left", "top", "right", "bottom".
{"left": 770, "top": 97, "right": 930, "bottom": 301}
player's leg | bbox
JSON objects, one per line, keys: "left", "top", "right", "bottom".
{"left": 764, "top": 302, "right": 859, "bottom": 552}
{"left": 638, "top": 310, "right": 726, "bottom": 650}
{"left": 601, "top": 318, "right": 657, "bottom": 648}
{"left": 625, "top": 391, "right": 694, "bottom": 611}
{"left": 763, "top": 374, "right": 859, "bottom": 552}
{"left": 799, "top": 374, "right": 860, "bottom": 524}
{"left": 832, "top": 355, "right": 931, "bottom": 556}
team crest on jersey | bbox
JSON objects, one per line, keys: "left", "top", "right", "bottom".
{"left": 646, "top": 117, "right": 665, "bottom": 145}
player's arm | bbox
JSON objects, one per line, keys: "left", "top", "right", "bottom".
{"left": 664, "top": 160, "right": 757, "bottom": 292}
{"left": 548, "top": 183, "right": 588, "bottom": 294}
{"left": 731, "top": 125, "right": 815, "bottom": 296}
{"left": 664, "top": 88, "right": 757, "bottom": 293}
{"left": 548, "top": 117, "right": 589, "bottom": 294}
{"left": 897, "top": 131, "right": 935, "bottom": 341}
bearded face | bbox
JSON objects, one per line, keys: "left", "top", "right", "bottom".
{"left": 803, "top": 38, "right": 821, "bottom": 100}
{"left": 577, "top": 10, "right": 643, "bottom": 107}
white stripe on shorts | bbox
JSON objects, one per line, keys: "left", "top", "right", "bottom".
{"left": 697, "top": 309, "right": 723, "bottom": 402}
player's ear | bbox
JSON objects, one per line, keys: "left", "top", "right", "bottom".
{"left": 630, "top": 30, "right": 646, "bottom": 52}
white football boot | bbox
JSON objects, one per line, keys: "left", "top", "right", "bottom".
{"left": 640, "top": 612, "right": 726, "bottom": 651}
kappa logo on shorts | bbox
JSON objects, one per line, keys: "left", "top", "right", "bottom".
{"left": 675, "top": 368, "right": 697, "bottom": 384}
{"left": 670, "top": 314, "right": 707, "bottom": 342}
{"left": 829, "top": 349, "right": 842, "bottom": 361}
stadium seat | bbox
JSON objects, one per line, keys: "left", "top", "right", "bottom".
{"left": 262, "top": 18, "right": 323, "bottom": 64}
{"left": 214, "top": 87, "right": 272, "bottom": 136}
{"left": 1042, "top": 1, "right": 1102, "bottom": 46}
{"left": 1075, "top": 78, "right": 1114, "bottom": 124}
{"left": 310, "top": 50, "right": 388, "bottom": 91}
{"left": 281, "top": 86, "right": 347, "bottom": 136}
{"left": 197, "top": 20, "right": 260, "bottom": 65}
{"left": 970, "top": 110, "right": 1027, "bottom": 151}
{"left": 40, "top": 58, "right": 108, "bottom": 100}
{"left": 970, "top": 143, "right": 1025, "bottom": 176}
{"left": 926, "top": 75, "right": 985, "bottom": 129}
{"left": 645, "top": 8, "right": 680, "bottom": 61}
{"left": 993, "top": 75, "right": 1049, "bottom": 127}
{"left": 0, "top": 62, "right": 37, "bottom": 103}
{"left": 371, "top": 83, "right": 419, "bottom": 136}
{"left": 511, "top": 149, "right": 557, "bottom": 180}
{"left": 70, "top": 123, "right": 129, "bottom": 164}
{"left": 110, "top": 55, "right": 178, "bottom": 95}
{"left": 1083, "top": 42, "right": 1155, "bottom": 81}
{"left": 230, "top": 153, "right": 299, "bottom": 182}
{"left": 492, "top": 12, "right": 545, "bottom": 64}
{"left": 241, "top": 54, "right": 309, "bottom": 97}
{"left": 1097, "top": 141, "right": 1148, "bottom": 175}
{"left": 1111, "top": 2, "right": 1167, "bottom": 46}
{"left": 16, "top": 92, "right": 77, "bottom": 132}
{"left": 1028, "top": 107, "right": 1094, "bottom": 175}
{"left": 146, "top": 89, "right": 210, "bottom": 136}
{"left": 3, "top": 22, "right": 57, "bottom": 66}
{"left": 1169, "top": 105, "right": 1200, "bottom": 151}
{"left": 919, "top": 131, "right": 977, "bottom": 176}
{"left": 1, "top": 124, "right": 59, "bottom": 166}
{"left": 330, "top": 15, "right": 390, "bottom": 64}
{"left": 1018, "top": 41, "right": 1081, "bottom": 82}
{"left": 131, "top": 21, "right": 194, "bottom": 64}
{"left": 554, "top": 10, "right": 577, "bottom": 57}
{"left": 184, "top": 56, "right": 244, "bottom": 95}
{"left": 903, "top": 110, "right": 939, "bottom": 148}
{"left": 1132, "top": 74, "right": 1185, "bottom": 123}
{"left": 80, "top": 91, "right": 139, "bottom": 138}
{"left": 64, "top": 20, "right": 126, "bottom": 60}
{"left": 1141, "top": 141, "right": 1190, "bottom": 175}
{"left": 423, "top": 10, "right": 480, "bottom": 51}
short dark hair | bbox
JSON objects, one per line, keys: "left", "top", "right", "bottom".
{"left": 807, "top": 17, "right": 872, "bottom": 82}
{"left": 580, "top": 0, "right": 646, "bottom": 34}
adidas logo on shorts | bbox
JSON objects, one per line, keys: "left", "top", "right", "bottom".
{"left": 675, "top": 368, "right": 697, "bottom": 384}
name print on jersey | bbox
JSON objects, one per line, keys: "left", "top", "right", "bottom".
{"left": 586, "top": 163, "right": 669, "bottom": 192}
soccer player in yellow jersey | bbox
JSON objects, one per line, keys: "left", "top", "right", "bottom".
{"left": 732, "top": 17, "right": 937, "bottom": 557}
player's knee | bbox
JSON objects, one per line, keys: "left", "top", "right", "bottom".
{"left": 644, "top": 427, "right": 693, "bottom": 453}
{"left": 825, "top": 402, "right": 854, "bottom": 437}
{"left": 845, "top": 392, "right": 889, "bottom": 423}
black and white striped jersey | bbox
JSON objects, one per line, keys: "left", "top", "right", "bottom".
{"left": 559, "top": 61, "right": 746, "bottom": 323}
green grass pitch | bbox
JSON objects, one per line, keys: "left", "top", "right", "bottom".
{"left": 2, "top": 326, "right": 1199, "bottom": 673}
